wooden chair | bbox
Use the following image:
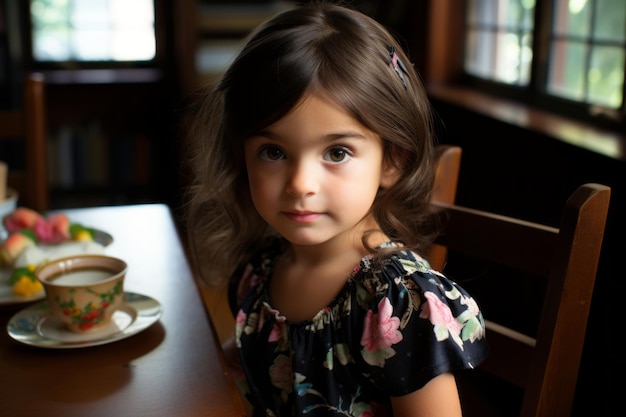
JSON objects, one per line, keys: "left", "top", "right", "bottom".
{"left": 0, "top": 73, "right": 48, "bottom": 212}
{"left": 431, "top": 183, "right": 611, "bottom": 417}
{"left": 427, "top": 144, "right": 462, "bottom": 271}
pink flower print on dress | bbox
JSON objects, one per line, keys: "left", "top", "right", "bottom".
{"left": 356, "top": 402, "right": 386, "bottom": 417}
{"left": 236, "top": 309, "right": 247, "bottom": 327}
{"left": 237, "top": 264, "right": 261, "bottom": 302}
{"left": 268, "top": 322, "right": 283, "bottom": 342}
{"left": 234, "top": 309, "right": 249, "bottom": 345}
{"left": 420, "top": 291, "right": 465, "bottom": 348}
{"left": 360, "top": 297, "right": 403, "bottom": 367}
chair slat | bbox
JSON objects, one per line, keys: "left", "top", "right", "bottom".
{"left": 0, "top": 73, "right": 48, "bottom": 212}
{"left": 432, "top": 203, "right": 559, "bottom": 276}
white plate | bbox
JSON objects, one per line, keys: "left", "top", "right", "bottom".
{"left": 7, "top": 292, "right": 162, "bottom": 348}
{"left": 0, "top": 228, "right": 113, "bottom": 306}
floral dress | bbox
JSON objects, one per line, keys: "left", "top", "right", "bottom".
{"left": 229, "top": 238, "right": 488, "bottom": 417}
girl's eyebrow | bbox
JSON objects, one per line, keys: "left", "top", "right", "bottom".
{"left": 325, "top": 131, "right": 368, "bottom": 141}
{"left": 253, "top": 130, "right": 368, "bottom": 142}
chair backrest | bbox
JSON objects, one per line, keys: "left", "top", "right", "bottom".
{"left": 431, "top": 183, "right": 611, "bottom": 417}
{"left": 0, "top": 73, "right": 48, "bottom": 212}
{"left": 427, "top": 144, "right": 462, "bottom": 271}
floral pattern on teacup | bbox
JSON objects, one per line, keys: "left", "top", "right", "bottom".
{"left": 54, "top": 281, "right": 123, "bottom": 331}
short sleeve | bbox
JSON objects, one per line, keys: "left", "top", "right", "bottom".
{"left": 354, "top": 251, "right": 488, "bottom": 395}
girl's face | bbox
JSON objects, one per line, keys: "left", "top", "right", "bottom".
{"left": 244, "top": 94, "right": 397, "bottom": 249}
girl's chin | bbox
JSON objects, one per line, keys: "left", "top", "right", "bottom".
{"left": 276, "top": 229, "right": 358, "bottom": 249}
{"left": 275, "top": 230, "right": 333, "bottom": 247}
{"left": 280, "top": 235, "right": 328, "bottom": 246}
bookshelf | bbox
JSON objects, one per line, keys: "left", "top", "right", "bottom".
{"left": 41, "top": 73, "right": 177, "bottom": 209}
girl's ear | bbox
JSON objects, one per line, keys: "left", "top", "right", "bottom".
{"left": 380, "top": 160, "right": 400, "bottom": 189}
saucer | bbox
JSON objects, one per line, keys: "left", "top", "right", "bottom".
{"left": 7, "top": 292, "right": 162, "bottom": 348}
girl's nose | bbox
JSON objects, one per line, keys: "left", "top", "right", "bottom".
{"left": 285, "top": 161, "right": 318, "bottom": 197}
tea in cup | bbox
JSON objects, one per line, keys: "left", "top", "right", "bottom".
{"left": 36, "top": 255, "right": 127, "bottom": 332}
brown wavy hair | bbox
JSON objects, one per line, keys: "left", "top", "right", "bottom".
{"left": 184, "top": 1, "right": 436, "bottom": 286}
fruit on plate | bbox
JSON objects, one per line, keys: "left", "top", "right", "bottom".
{"left": 8, "top": 265, "right": 42, "bottom": 297}
{"left": 4, "top": 208, "right": 70, "bottom": 244}
{"left": 1, "top": 207, "right": 108, "bottom": 298}
{"left": 2, "top": 207, "right": 42, "bottom": 233}
{"left": 1, "top": 208, "right": 99, "bottom": 267}
{"left": 70, "top": 224, "right": 96, "bottom": 241}
{"left": 0, "top": 230, "right": 37, "bottom": 267}
{"left": 32, "top": 213, "right": 70, "bottom": 244}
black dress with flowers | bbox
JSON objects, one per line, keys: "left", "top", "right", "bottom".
{"left": 229, "top": 238, "right": 489, "bottom": 417}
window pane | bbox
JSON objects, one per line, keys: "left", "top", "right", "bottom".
{"left": 520, "top": 0, "right": 536, "bottom": 30}
{"left": 31, "top": 0, "right": 156, "bottom": 62}
{"left": 465, "top": 29, "right": 495, "bottom": 79}
{"left": 502, "top": 0, "right": 524, "bottom": 26}
{"left": 468, "top": 0, "right": 497, "bottom": 25}
{"left": 594, "top": 0, "right": 626, "bottom": 41}
{"left": 519, "top": 32, "right": 534, "bottom": 84}
{"left": 588, "top": 45, "right": 624, "bottom": 107}
{"left": 31, "top": 1, "right": 72, "bottom": 61}
{"left": 110, "top": 0, "right": 156, "bottom": 60}
{"left": 548, "top": 39, "right": 587, "bottom": 100}
{"left": 552, "top": 0, "right": 591, "bottom": 37}
{"left": 72, "top": 0, "right": 110, "bottom": 61}
{"left": 464, "top": 0, "right": 535, "bottom": 85}
{"left": 495, "top": 31, "right": 524, "bottom": 83}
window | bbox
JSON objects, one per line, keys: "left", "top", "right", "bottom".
{"left": 464, "top": 0, "right": 626, "bottom": 127}
{"left": 29, "top": 0, "right": 156, "bottom": 63}
{"left": 465, "top": 0, "right": 535, "bottom": 85}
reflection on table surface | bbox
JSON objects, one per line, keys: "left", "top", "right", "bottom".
{"left": 0, "top": 204, "right": 246, "bottom": 417}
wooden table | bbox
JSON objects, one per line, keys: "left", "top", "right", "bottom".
{"left": 0, "top": 204, "right": 246, "bottom": 417}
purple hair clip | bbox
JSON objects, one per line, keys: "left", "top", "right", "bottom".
{"left": 388, "top": 46, "right": 409, "bottom": 90}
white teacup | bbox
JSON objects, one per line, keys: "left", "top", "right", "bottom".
{"left": 36, "top": 255, "right": 127, "bottom": 332}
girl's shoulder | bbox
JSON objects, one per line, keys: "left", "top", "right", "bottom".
{"left": 353, "top": 243, "right": 443, "bottom": 288}
{"left": 351, "top": 244, "right": 488, "bottom": 393}
{"left": 351, "top": 243, "right": 477, "bottom": 314}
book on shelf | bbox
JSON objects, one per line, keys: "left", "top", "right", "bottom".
{"left": 47, "top": 123, "right": 152, "bottom": 190}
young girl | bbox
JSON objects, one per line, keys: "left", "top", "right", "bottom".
{"left": 185, "top": 2, "right": 488, "bottom": 416}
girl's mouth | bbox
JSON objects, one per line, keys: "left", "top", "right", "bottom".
{"left": 282, "top": 211, "right": 322, "bottom": 223}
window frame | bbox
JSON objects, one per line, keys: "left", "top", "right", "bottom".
{"left": 429, "top": 0, "right": 625, "bottom": 134}
{"left": 424, "top": 0, "right": 625, "bottom": 161}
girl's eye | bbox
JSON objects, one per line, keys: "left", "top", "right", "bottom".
{"left": 324, "top": 146, "right": 351, "bottom": 163}
{"left": 258, "top": 145, "right": 285, "bottom": 161}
